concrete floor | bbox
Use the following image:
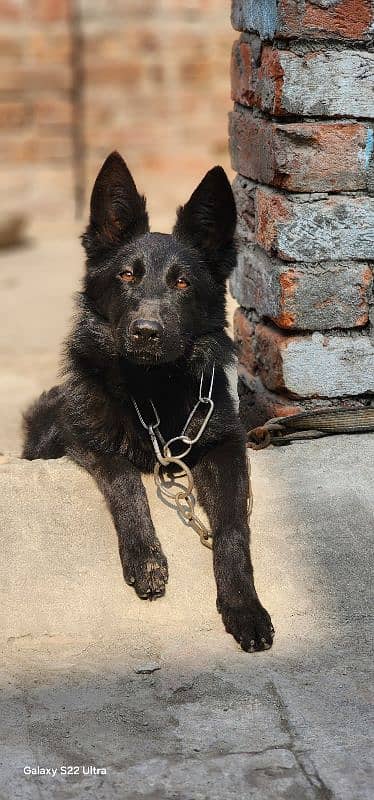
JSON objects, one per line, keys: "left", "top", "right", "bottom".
{"left": 0, "top": 238, "right": 373, "bottom": 800}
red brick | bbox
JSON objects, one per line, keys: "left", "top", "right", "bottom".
{"left": 251, "top": 323, "right": 374, "bottom": 398}
{"left": 83, "top": 30, "right": 159, "bottom": 61}
{"left": 0, "top": 134, "right": 72, "bottom": 164}
{"left": 255, "top": 188, "right": 292, "bottom": 256}
{"left": 31, "top": 0, "right": 70, "bottom": 22}
{"left": 84, "top": 62, "right": 144, "bottom": 88}
{"left": 232, "top": 0, "right": 373, "bottom": 42}
{"left": 234, "top": 175, "right": 374, "bottom": 263}
{"left": 0, "top": 137, "right": 37, "bottom": 163}
{"left": 233, "top": 307, "right": 257, "bottom": 372}
{"left": 238, "top": 365, "right": 303, "bottom": 429}
{"left": 34, "top": 98, "right": 72, "bottom": 127}
{"left": 252, "top": 185, "right": 374, "bottom": 262}
{"left": 237, "top": 365, "right": 369, "bottom": 431}
{"left": 0, "top": 67, "right": 26, "bottom": 92}
{"left": 0, "top": 35, "right": 22, "bottom": 60}
{"left": 25, "top": 65, "right": 72, "bottom": 92}
{"left": 230, "top": 39, "right": 255, "bottom": 106}
{"left": 27, "top": 32, "right": 71, "bottom": 65}
{"left": 0, "top": 0, "right": 23, "bottom": 19}
{"left": 231, "top": 39, "right": 373, "bottom": 118}
{"left": 230, "top": 244, "right": 373, "bottom": 331}
{"left": 0, "top": 5, "right": 234, "bottom": 228}
{"left": 0, "top": 102, "right": 29, "bottom": 130}
{"left": 180, "top": 57, "right": 211, "bottom": 85}
{"left": 253, "top": 324, "right": 287, "bottom": 394}
{"left": 278, "top": 0, "right": 373, "bottom": 42}
{"left": 34, "top": 137, "right": 72, "bottom": 162}
{"left": 229, "top": 109, "right": 371, "bottom": 193}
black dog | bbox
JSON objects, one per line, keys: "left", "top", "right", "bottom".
{"left": 22, "top": 152, "right": 274, "bottom": 652}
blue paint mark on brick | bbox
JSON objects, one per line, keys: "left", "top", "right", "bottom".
{"left": 240, "top": 0, "right": 278, "bottom": 39}
{"left": 364, "top": 128, "right": 373, "bottom": 169}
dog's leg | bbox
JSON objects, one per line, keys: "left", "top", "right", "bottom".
{"left": 71, "top": 449, "right": 168, "bottom": 600}
{"left": 193, "top": 437, "right": 274, "bottom": 651}
{"left": 22, "top": 386, "right": 66, "bottom": 460}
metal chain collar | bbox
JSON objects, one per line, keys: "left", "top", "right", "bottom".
{"left": 131, "top": 364, "right": 252, "bottom": 549}
{"left": 131, "top": 366, "right": 215, "bottom": 547}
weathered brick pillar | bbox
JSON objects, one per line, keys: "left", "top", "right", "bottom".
{"left": 229, "top": 0, "right": 374, "bottom": 427}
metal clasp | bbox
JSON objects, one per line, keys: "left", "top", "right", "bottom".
{"left": 164, "top": 365, "right": 215, "bottom": 460}
{"left": 131, "top": 396, "right": 168, "bottom": 465}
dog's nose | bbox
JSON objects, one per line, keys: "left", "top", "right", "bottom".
{"left": 130, "top": 318, "right": 163, "bottom": 340}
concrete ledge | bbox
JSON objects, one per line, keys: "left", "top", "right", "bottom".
{"left": 1, "top": 437, "right": 373, "bottom": 799}
{"left": 0, "top": 455, "right": 214, "bottom": 643}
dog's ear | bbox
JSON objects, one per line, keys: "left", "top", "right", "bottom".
{"left": 82, "top": 152, "right": 149, "bottom": 256}
{"left": 173, "top": 166, "right": 236, "bottom": 277}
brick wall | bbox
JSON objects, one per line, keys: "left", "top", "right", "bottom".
{"left": 81, "top": 0, "right": 234, "bottom": 229}
{"left": 229, "top": 0, "right": 374, "bottom": 427}
{"left": 0, "top": 1, "right": 234, "bottom": 232}
{"left": 1, "top": 1, "right": 74, "bottom": 228}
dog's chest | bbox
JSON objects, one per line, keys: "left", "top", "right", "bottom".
{"left": 117, "top": 363, "right": 238, "bottom": 471}
{"left": 116, "top": 387, "right": 193, "bottom": 471}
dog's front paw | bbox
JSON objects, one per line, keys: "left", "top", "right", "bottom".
{"left": 123, "top": 547, "right": 168, "bottom": 600}
{"left": 218, "top": 596, "right": 274, "bottom": 652}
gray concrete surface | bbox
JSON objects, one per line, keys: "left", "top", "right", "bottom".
{"left": 0, "top": 238, "right": 373, "bottom": 799}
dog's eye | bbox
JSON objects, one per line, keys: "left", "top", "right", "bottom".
{"left": 119, "top": 270, "right": 135, "bottom": 284}
{"left": 175, "top": 277, "right": 190, "bottom": 290}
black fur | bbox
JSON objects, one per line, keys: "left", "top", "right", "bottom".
{"left": 22, "top": 152, "right": 274, "bottom": 652}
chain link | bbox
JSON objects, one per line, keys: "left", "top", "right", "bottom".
{"left": 131, "top": 365, "right": 252, "bottom": 549}
{"left": 154, "top": 456, "right": 213, "bottom": 548}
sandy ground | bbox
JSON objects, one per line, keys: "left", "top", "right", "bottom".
{"left": 0, "top": 237, "right": 373, "bottom": 800}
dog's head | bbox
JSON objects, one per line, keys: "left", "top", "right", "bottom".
{"left": 82, "top": 152, "right": 236, "bottom": 365}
